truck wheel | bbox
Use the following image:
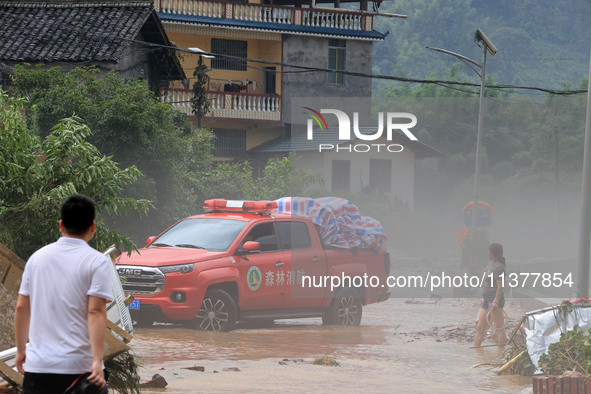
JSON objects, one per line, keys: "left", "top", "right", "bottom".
{"left": 195, "top": 289, "right": 238, "bottom": 332}
{"left": 323, "top": 288, "right": 363, "bottom": 326}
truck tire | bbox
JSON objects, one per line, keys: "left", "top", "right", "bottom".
{"left": 323, "top": 288, "right": 363, "bottom": 326}
{"left": 195, "top": 289, "right": 238, "bottom": 332}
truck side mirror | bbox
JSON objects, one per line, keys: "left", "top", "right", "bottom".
{"left": 237, "top": 241, "right": 260, "bottom": 255}
{"left": 146, "top": 236, "right": 156, "bottom": 246}
{"left": 243, "top": 241, "right": 260, "bottom": 251}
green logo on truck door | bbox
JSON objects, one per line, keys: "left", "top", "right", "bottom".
{"left": 247, "top": 266, "right": 262, "bottom": 291}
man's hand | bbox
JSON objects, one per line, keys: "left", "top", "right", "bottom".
{"left": 15, "top": 350, "right": 26, "bottom": 374}
{"left": 87, "top": 359, "right": 106, "bottom": 389}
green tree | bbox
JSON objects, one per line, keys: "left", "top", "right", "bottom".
{"left": 10, "top": 65, "right": 214, "bottom": 244}
{"left": 372, "top": 0, "right": 591, "bottom": 90}
{"left": 191, "top": 56, "right": 211, "bottom": 129}
{"left": 203, "top": 154, "right": 325, "bottom": 203}
{"left": 0, "top": 92, "right": 151, "bottom": 259}
{"left": 254, "top": 154, "right": 325, "bottom": 200}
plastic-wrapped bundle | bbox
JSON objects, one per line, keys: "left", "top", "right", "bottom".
{"left": 275, "top": 197, "right": 387, "bottom": 250}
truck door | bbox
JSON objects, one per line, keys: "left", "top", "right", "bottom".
{"left": 277, "top": 220, "right": 327, "bottom": 308}
{"left": 235, "top": 220, "right": 290, "bottom": 309}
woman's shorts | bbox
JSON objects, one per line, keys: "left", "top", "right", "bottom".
{"left": 481, "top": 295, "right": 505, "bottom": 310}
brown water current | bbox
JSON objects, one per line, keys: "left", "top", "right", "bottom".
{"left": 131, "top": 298, "right": 533, "bottom": 393}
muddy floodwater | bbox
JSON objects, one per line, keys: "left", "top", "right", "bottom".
{"left": 132, "top": 298, "right": 532, "bottom": 393}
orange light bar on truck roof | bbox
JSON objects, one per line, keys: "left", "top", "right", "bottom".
{"left": 203, "top": 199, "right": 278, "bottom": 215}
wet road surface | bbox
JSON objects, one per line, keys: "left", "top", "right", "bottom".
{"left": 131, "top": 298, "right": 532, "bottom": 393}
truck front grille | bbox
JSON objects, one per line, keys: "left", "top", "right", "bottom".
{"left": 117, "top": 265, "right": 165, "bottom": 295}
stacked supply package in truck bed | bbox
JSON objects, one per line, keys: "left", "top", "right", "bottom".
{"left": 275, "top": 197, "right": 387, "bottom": 250}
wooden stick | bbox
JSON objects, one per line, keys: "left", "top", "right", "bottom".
{"left": 469, "top": 344, "right": 505, "bottom": 349}
{"left": 0, "top": 360, "right": 22, "bottom": 386}
{"left": 506, "top": 315, "right": 526, "bottom": 345}
{"left": 496, "top": 350, "right": 527, "bottom": 375}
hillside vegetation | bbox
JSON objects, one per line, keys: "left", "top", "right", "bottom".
{"left": 373, "top": 0, "right": 591, "bottom": 92}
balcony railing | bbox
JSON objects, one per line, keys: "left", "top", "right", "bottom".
{"left": 157, "top": 0, "right": 373, "bottom": 32}
{"left": 161, "top": 88, "right": 281, "bottom": 122}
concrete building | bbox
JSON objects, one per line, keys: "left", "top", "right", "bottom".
{"left": 154, "top": 0, "right": 442, "bottom": 207}
{"left": 250, "top": 127, "right": 440, "bottom": 210}
{"left": 156, "top": 0, "right": 387, "bottom": 157}
{"left": 0, "top": 0, "right": 438, "bottom": 208}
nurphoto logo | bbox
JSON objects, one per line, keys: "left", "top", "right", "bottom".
{"left": 303, "top": 108, "right": 419, "bottom": 153}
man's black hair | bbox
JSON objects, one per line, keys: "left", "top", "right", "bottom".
{"left": 61, "top": 194, "right": 96, "bottom": 235}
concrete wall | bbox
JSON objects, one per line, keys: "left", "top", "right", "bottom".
{"left": 167, "top": 30, "right": 282, "bottom": 94}
{"left": 281, "top": 35, "right": 373, "bottom": 125}
{"left": 112, "top": 39, "right": 151, "bottom": 81}
{"left": 293, "top": 139, "right": 415, "bottom": 209}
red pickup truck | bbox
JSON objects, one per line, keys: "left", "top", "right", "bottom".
{"left": 116, "top": 199, "right": 390, "bottom": 331}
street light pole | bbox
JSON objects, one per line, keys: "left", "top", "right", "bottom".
{"left": 427, "top": 29, "right": 497, "bottom": 238}
{"left": 470, "top": 29, "right": 497, "bottom": 237}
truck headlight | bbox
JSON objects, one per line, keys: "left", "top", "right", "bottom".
{"left": 159, "top": 263, "right": 194, "bottom": 274}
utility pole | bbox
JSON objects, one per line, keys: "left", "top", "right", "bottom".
{"left": 553, "top": 100, "right": 559, "bottom": 225}
{"left": 577, "top": 50, "right": 591, "bottom": 298}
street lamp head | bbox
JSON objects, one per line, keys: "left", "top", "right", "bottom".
{"left": 474, "top": 28, "right": 498, "bottom": 56}
{"left": 188, "top": 47, "right": 215, "bottom": 59}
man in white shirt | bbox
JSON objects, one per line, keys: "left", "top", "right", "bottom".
{"left": 14, "top": 194, "right": 113, "bottom": 393}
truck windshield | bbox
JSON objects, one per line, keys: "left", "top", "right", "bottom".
{"left": 151, "top": 218, "right": 248, "bottom": 252}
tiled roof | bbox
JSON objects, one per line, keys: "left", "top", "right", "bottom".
{"left": 250, "top": 127, "right": 443, "bottom": 158}
{"left": 0, "top": 1, "right": 153, "bottom": 63}
{"left": 159, "top": 13, "right": 388, "bottom": 41}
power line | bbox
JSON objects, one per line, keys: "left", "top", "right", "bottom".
{"left": 2, "top": 5, "right": 586, "bottom": 96}
{"left": 131, "top": 39, "right": 588, "bottom": 96}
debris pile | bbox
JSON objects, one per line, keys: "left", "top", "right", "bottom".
{"left": 312, "top": 357, "right": 340, "bottom": 367}
{"left": 278, "top": 358, "right": 340, "bottom": 367}
{"left": 399, "top": 317, "right": 522, "bottom": 344}
{"left": 139, "top": 374, "right": 167, "bottom": 389}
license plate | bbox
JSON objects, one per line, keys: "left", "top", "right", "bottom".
{"left": 128, "top": 299, "right": 140, "bottom": 310}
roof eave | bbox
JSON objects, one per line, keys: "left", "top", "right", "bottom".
{"left": 143, "top": 10, "right": 187, "bottom": 80}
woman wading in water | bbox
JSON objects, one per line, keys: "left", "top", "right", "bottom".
{"left": 474, "top": 243, "right": 506, "bottom": 347}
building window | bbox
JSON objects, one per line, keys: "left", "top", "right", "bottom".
{"left": 328, "top": 39, "right": 346, "bottom": 85}
{"left": 332, "top": 160, "right": 350, "bottom": 192}
{"left": 213, "top": 129, "right": 246, "bottom": 158}
{"left": 369, "top": 159, "right": 392, "bottom": 193}
{"left": 211, "top": 38, "right": 247, "bottom": 71}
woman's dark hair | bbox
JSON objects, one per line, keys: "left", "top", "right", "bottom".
{"left": 489, "top": 243, "right": 506, "bottom": 265}
{"left": 61, "top": 194, "right": 96, "bottom": 235}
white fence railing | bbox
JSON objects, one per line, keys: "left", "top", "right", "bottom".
{"left": 233, "top": 3, "right": 293, "bottom": 24}
{"left": 157, "top": 0, "right": 370, "bottom": 31}
{"left": 302, "top": 9, "right": 363, "bottom": 30}
{"left": 159, "top": 0, "right": 224, "bottom": 18}
{"left": 161, "top": 89, "right": 281, "bottom": 121}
